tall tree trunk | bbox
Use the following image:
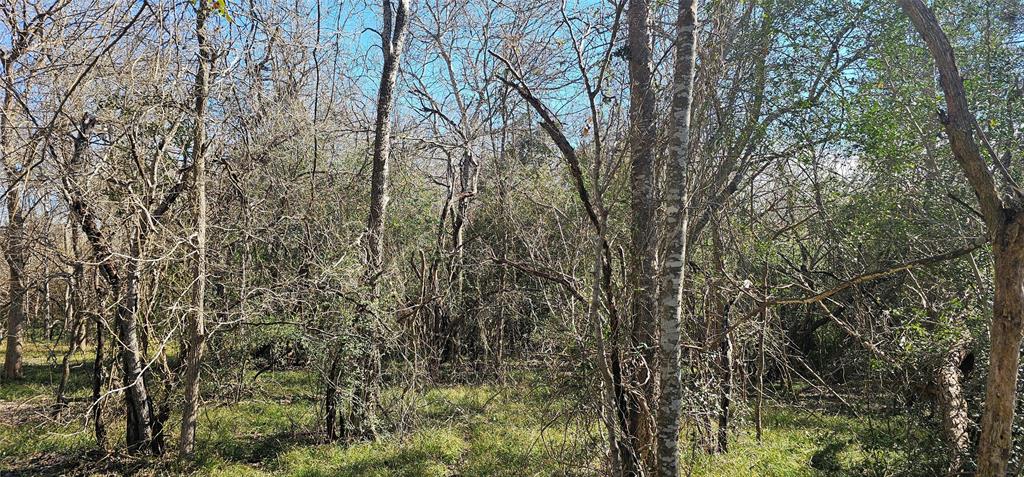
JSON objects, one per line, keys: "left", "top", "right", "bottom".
{"left": 656, "top": 0, "right": 698, "bottom": 474}
{"left": 451, "top": 151, "right": 478, "bottom": 364}
{"left": 2, "top": 59, "right": 26, "bottom": 379}
{"left": 364, "top": 0, "right": 409, "bottom": 275}
{"left": 65, "top": 117, "right": 156, "bottom": 454}
{"left": 898, "top": 1, "right": 1024, "bottom": 474}
{"left": 180, "top": 0, "right": 213, "bottom": 455}
{"left": 335, "top": 0, "right": 411, "bottom": 441}
{"left": 3, "top": 188, "right": 26, "bottom": 380}
{"left": 980, "top": 234, "right": 1024, "bottom": 475}
{"left": 626, "top": 0, "right": 659, "bottom": 472}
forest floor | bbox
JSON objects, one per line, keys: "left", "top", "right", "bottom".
{"left": 0, "top": 342, "right": 940, "bottom": 476}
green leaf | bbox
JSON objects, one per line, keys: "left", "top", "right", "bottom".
{"left": 218, "top": 0, "right": 233, "bottom": 22}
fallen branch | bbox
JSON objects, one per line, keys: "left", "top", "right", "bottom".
{"left": 770, "top": 238, "right": 986, "bottom": 306}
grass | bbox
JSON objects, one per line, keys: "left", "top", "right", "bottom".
{"left": 1, "top": 341, "right": 946, "bottom": 476}
{"left": 683, "top": 407, "right": 946, "bottom": 477}
{"left": 0, "top": 341, "right": 94, "bottom": 402}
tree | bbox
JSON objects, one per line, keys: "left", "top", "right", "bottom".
{"left": 325, "top": 0, "right": 412, "bottom": 441}
{"left": 656, "top": 0, "right": 698, "bottom": 474}
{"left": 6, "top": 0, "right": 1024, "bottom": 473}
{"left": 1, "top": 1, "right": 65, "bottom": 380}
{"left": 65, "top": 114, "right": 164, "bottom": 453}
{"left": 898, "top": 1, "right": 1024, "bottom": 474}
{"left": 180, "top": 0, "right": 215, "bottom": 454}
{"left": 626, "top": 0, "right": 660, "bottom": 471}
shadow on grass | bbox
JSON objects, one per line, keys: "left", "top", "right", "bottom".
{"left": 1, "top": 449, "right": 157, "bottom": 477}
{"left": 202, "top": 430, "right": 320, "bottom": 466}
{"left": 0, "top": 361, "right": 94, "bottom": 402}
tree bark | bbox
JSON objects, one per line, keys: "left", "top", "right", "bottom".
{"left": 451, "top": 150, "right": 478, "bottom": 287}
{"left": 935, "top": 336, "right": 971, "bottom": 477}
{"left": 1, "top": 54, "right": 26, "bottom": 381}
{"left": 656, "top": 0, "right": 698, "bottom": 474}
{"left": 92, "top": 308, "right": 106, "bottom": 448}
{"left": 365, "top": 0, "right": 409, "bottom": 276}
{"left": 56, "top": 227, "right": 85, "bottom": 407}
{"left": 713, "top": 227, "right": 733, "bottom": 455}
{"left": 716, "top": 284, "right": 733, "bottom": 452}
{"left": 897, "top": 1, "right": 1024, "bottom": 474}
{"left": 117, "top": 262, "right": 156, "bottom": 453}
{"left": 626, "top": 0, "right": 660, "bottom": 472}
{"left": 980, "top": 233, "right": 1024, "bottom": 475}
{"left": 3, "top": 188, "right": 27, "bottom": 380}
{"left": 43, "top": 262, "right": 52, "bottom": 341}
{"left": 324, "top": 350, "right": 343, "bottom": 441}
{"left": 179, "top": 0, "right": 213, "bottom": 455}
{"left": 715, "top": 309, "right": 733, "bottom": 454}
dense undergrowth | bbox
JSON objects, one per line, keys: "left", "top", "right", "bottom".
{"left": 0, "top": 342, "right": 946, "bottom": 476}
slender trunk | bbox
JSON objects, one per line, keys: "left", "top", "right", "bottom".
{"left": 92, "top": 310, "right": 106, "bottom": 448}
{"left": 978, "top": 233, "right": 1024, "bottom": 476}
{"left": 117, "top": 267, "right": 155, "bottom": 453}
{"left": 346, "top": 0, "right": 411, "bottom": 440}
{"left": 324, "top": 352, "right": 342, "bottom": 440}
{"left": 3, "top": 190, "right": 26, "bottom": 380}
{"left": 43, "top": 263, "right": 53, "bottom": 341}
{"left": 179, "top": 0, "right": 212, "bottom": 455}
{"left": 452, "top": 150, "right": 478, "bottom": 289}
{"left": 56, "top": 322, "right": 80, "bottom": 408}
{"left": 656, "top": 1, "right": 698, "bottom": 474}
{"left": 364, "top": 0, "right": 409, "bottom": 274}
{"left": 756, "top": 261, "right": 767, "bottom": 442}
{"left": 715, "top": 310, "right": 733, "bottom": 454}
{"left": 935, "top": 336, "right": 971, "bottom": 477}
{"left": 712, "top": 228, "right": 732, "bottom": 454}
{"left": 2, "top": 55, "right": 26, "bottom": 381}
{"left": 57, "top": 243, "right": 85, "bottom": 407}
{"left": 587, "top": 235, "right": 625, "bottom": 476}
{"left": 626, "top": 0, "right": 660, "bottom": 472}
{"left": 451, "top": 152, "right": 478, "bottom": 364}
{"left": 755, "top": 307, "right": 765, "bottom": 442}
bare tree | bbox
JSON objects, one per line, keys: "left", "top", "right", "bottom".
{"left": 180, "top": 0, "right": 215, "bottom": 455}
{"left": 1, "top": 0, "right": 68, "bottom": 380}
{"left": 326, "top": 0, "right": 412, "bottom": 441}
{"left": 656, "top": 0, "right": 698, "bottom": 474}
{"left": 64, "top": 114, "right": 164, "bottom": 453}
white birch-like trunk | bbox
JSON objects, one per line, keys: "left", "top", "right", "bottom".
{"left": 656, "top": 0, "right": 698, "bottom": 474}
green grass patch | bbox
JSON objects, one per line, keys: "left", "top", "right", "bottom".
{"left": 1, "top": 341, "right": 948, "bottom": 476}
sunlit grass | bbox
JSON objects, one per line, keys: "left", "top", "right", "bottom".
{"left": 1, "top": 341, "right": 946, "bottom": 476}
